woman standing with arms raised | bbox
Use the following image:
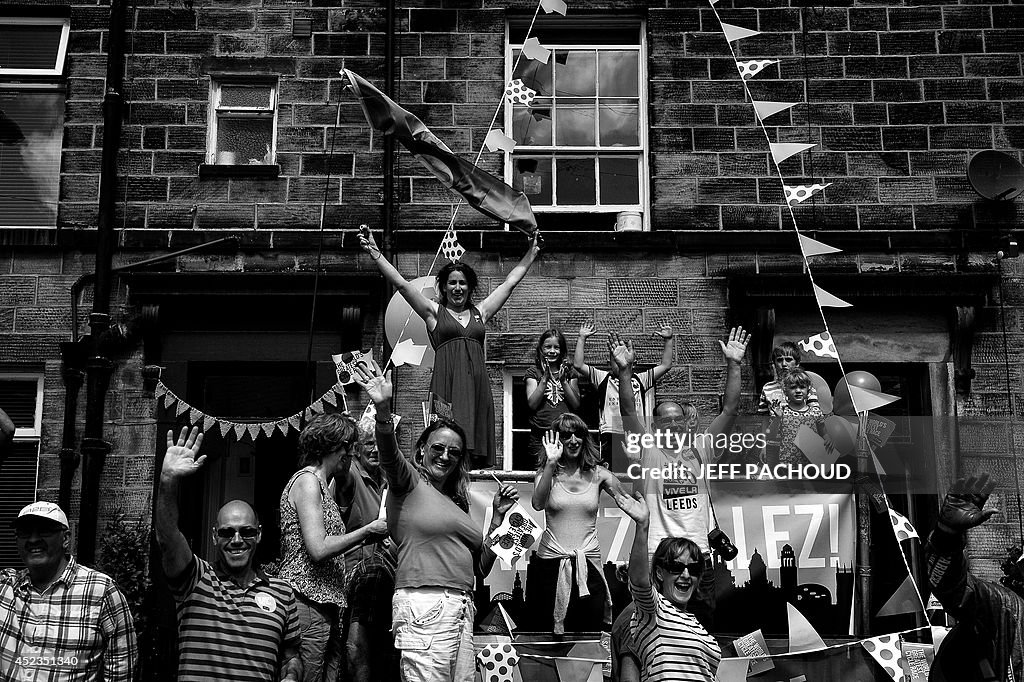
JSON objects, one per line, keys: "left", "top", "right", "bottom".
{"left": 359, "top": 229, "right": 542, "bottom": 468}
{"left": 353, "top": 361, "right": 520, "bottom": 682}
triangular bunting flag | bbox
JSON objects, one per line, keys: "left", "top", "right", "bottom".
{"left": 441, "top": 226, "right": 466, "bottom": 263}
{"left": 752, "top": 100, "right": 797, "bottom": 121}
{"left": 861, "top": 634, "right": 908, "bottom": 682}
{"left": 233, "top": 423, "right": 246, "bottom": 440}
{"left": 391, "top": 338, "right": 428, "bottom": 367}
{"left": 721, "top": 22, "right": 760, "bottom": 43}
{"left": 522, "top": 37, "right": 551, "bottom": 63}
{"left": 189, "top": 408, "right": 203, "bottom": 426}
{"left": 887, "top": 506, "right": 919, "bottom": 542}
{"left": 246, "top": 423, "right": 260, "bottom": 441}
{"left": 154, "top": 382, "right": 167, "bottom": 399}
{"left": 275, "top": 420, "right": 290, "bottom": 436}
{"left": 261, "top": 422, "right": 276, "bottom": 437}
{"left": 219, "top": 421, "right": 233, "bottom": 437}
{"left": 310, "top": 399, "right": 325, "bottom": 414}
{"left": 497, "top": 603, "right": 517, "bottom": 633}
{"left": 787, "top": 603, "right": 827, "bottom": 653}
{"left": 877, "top": 575, "right": 922, "bottom": 617}
{"left": 871, "top": 448, "right": 887, "bottom": 475}
{"left": 304, "top": 408, "right": 315, "bottom": 421}
{"left": 849, "top": 385, "right": 901, "bottom": 413}
{"left": 484, "top": 129, "right": 516, "bottom": 153}
{"left": 737, "top": 59, "right": 778, "bottom": 80}
{"left": 203, "top": 415, "right": 216, "bottom": 432}
{"left": 540, "top": 0, "right": 567, "bottom": 15}
{"left": 770, "top": 142, "right": 816, "bottom": 164}
{"left": 795, "top": 425, "right": 838, "bottom": 466}
{"left": 799, "top": 331, "right": 839, "bottom": 359}
{"left": 715, "top": 658, "right": 751, "bottom": 682}
{"left": 785, "top": 183, "right": 831, "bottom": 204}
{"left": 813, "top": 284, "right": 852, "bottom": 308}
{"left": 799, "top": 234, "right": 841, "bottom": 257}
{"left": 288, "top": 414, "right": 303, "bottom": 430}
{"left": 322, "top": 389, "right": 337, "bottom": 407}
{"left": 175, "top": 399, "right": 190, "bottom": 417}
{"left": 477, "top": 643, "right": 519, "bottom": 682}
{"left": 505, "top": 78, "right": 537, "bottom": 106}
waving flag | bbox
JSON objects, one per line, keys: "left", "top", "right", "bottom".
{"left": 341, "top": 69, "right": 537, "bottom": 234}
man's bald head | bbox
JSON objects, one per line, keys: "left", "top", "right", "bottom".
{"left": 216, "top": 500, "right": 259, "bottom": 528}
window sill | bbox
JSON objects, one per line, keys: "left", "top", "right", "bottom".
{"left": 198, "top": 163, "right": 280, "bottom": 179}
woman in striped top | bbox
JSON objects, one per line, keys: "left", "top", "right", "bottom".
{"left": 614, "top": 491, "right": 721, "bottom": 682}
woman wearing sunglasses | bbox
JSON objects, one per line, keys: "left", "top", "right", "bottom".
{"left": 279, "top": 413, "right": 390, "bottom": 682}
{"left": 353, "top": 363, "right": 519, "bottom": 682}
{"left": 527, "top": 413, "right": 625, "bottom": 634}
{"left": 614, "top": 491, "right": 721, "bottom": 681}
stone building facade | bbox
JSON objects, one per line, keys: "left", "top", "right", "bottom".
{"left": 0, "top": 0, "right": 1022, "bottom": 624}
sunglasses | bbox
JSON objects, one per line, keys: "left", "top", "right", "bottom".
{"left": 654, "top": 415, "right": 689, "bottom": 427}
{"left": 215, "top": 526, "right": 259, "bottom": 540}
{"left": 659, "top": 559, "right": 703, "bottom": 576}
{"left": 556, "top": 429, "right": 585, "bottom": 441}
{"left": 427, "top": 443, "right": 463, "bottom": 460}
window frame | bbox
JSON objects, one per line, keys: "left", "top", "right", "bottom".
{"left": 0, "top": 16, "right": 70, "bottom": 78}
{"left": 0, "top": 374, "right": 44, "bottom": 438}
{"left": 205, "top": 76, "right": 280, "bottom": 166}
{"left": 503, "top": 22, "right": 650, "bottom": 228}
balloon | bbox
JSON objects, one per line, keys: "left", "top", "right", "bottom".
{"left": 805, "top": 370, "right": 833, "bottom": 414}
{"left": 823, "top": 415, "right": 858, "bottom": 456}
{"left": 833, "top": 371, "right": 881, "bottom": 415}
{"left": 384, "top": 275, "right": 436, "bottom": 369}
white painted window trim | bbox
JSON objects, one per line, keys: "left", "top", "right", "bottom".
{"left": 0, "top": 17, "right": 70, "bottom": 78}
{"left": 205, "top": 77, "right": 280, "bottom": 165}
{"left": 0, "top": 374, "right": 43, "bottom": 439}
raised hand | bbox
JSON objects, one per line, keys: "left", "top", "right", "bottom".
{"left": 492, "top": 483, "right": 520, "bottom": 516}
{"left": 613, "top": 490, "right": 650, "bottom": 527}
{"left": 938, "top": 473, "right": 997, "bottom": 532}
{"left": 719, "top": 326, "right": 750, "bottom": 364}
{"left": 530, "top": 229, "right": 544, "bottom": 252}
{"left": 655, "top": 325, "right": 673, "bottom": 340}
{"left": 607, "top": 333, "right": 635, "bottom": 372}
{"left": 352, "top": 359, "right": 392, "bottom": 405}
{"left": 578, "top": 321, "right": 596, "bottom": 339}
{"left": 358, "top": 228, "right": 382, "bottom": 259}
{"left": 542, "top": 430, "right": 563, "bottom": 465}
{"left": 162, "top": 426, "right": 206, "bottom": 480}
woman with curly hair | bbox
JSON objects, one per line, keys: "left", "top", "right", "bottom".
{"left": 360, "top": 228, "right": 542, "bottom": 468}
{"left": 527, "top": 412, "right": 625, "bottom": 633}
{"left": 526, "top": 329, "right": 581, "bottom": 462}
{"left": 354, "top": 362, "right": 519, "bottom": 682}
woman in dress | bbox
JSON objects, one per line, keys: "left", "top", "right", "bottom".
{"left": 527, "top": 413, "right": 625, "bottom": 634}
{"left": 353, "top": 362, "right": 520, "bottom": 682}
{"left": 278, "top": 413, "right": 389, "bottom": 682}
{"left": 360, "top": 229, "right": 542, "bottom": 468}
{"left": 525, "top": 329, "right": 581, "bottom": 461}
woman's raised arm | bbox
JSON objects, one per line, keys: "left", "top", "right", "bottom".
{"left": 359, "top": 228, "right": 440, "bottom": 329}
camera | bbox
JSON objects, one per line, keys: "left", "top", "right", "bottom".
{"left": 359, "top": 224, "right": 371, "bottom": 238}
{"left": 708, "top": 528, "right": 738, "bottom": 561}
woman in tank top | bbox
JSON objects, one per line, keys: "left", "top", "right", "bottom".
{"left": 527, "top": 412, "right": 625, "bottom": 633}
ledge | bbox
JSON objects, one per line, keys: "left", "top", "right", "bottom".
{"left": 198, "top": 164, "right": 280, "bottom": 179}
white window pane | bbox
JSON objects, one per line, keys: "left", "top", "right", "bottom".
{"left": 220, "top": 85, "right": 273, "bottom": 109}
{"left": 512, "top": 156, "right": 552, "bottom": 205}
{"left": 555, "top": 102, "right": 595, "bottom": 146}
{"left": 216, "top": 117, "right": 273, "bottom": 164}
{"left": 513, "top": 52, "right": 552, "bottom": 97}
{"left": 599, "top": 100, "right": 638, "bottom": 146}
{"left": 555, "top": 157, "right": 596, "bottom": 205}
{"left": 554, "top": 51, "right": 596, "bottom": 97}
{"left": 513, "top": 105, "right": 551, "bottom": 146}
{"left": 599, "top": 156, "right": 640, "bottom": 205}
{"left": 0, "top": 25, "right": 64, "bottom": 71}
{"left": 598, "top": 51, "right": 638, "bottom": 97}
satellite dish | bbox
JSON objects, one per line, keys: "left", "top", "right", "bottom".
{"left": 967, "top": 150, "right": 1024, "bottom": 201}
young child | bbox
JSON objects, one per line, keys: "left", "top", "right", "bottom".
{"left": 777, "top": 369, "right": 825, "bottom": 465}
{"left": 757, "top": 341, "right": 819, "bottom": 417}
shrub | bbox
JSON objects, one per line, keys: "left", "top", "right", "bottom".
{"left": 97, "top": 510, "right": 151, "bottom": 634}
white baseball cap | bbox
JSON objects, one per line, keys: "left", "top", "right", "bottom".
{"left": 12, "top": 501, "right": 69, "bottom": 529}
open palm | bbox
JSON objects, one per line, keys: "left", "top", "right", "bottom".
{"left": 162, "top": 426, "right": 206, "bottom": 479}
{"left": 719, "top": 326, "right": 750, "bottom": 364}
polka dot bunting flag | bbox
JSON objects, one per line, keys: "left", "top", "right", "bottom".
{"left": 505, "top": 79, "right": 537, "bottom": 106}
{"left": 736, "top": 59, "right": 778, "bottom": 80}
{"left": 441, "top": 226, "right": 466, "bottom": 263}
{"left": 861, "top": 634, "right": 910, "bottom": 682}
{"left": 477, "top": 643, "right": 520, "bottom": 682}
{"left": 799, "top": 331, "right": 839, "bottom": 359}
{"left": 888, "top": 505, "right": 919, "bottom": 542}
{"left": 784, "top": 183, "right": 832, "bottom": 205}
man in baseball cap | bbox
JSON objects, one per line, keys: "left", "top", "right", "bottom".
{"left": 1, "top": 501, "right": 138, "bottom": 681}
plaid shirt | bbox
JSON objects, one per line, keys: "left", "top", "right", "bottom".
{"left": 0, "top": 557, "right": 138, "bottom": 682}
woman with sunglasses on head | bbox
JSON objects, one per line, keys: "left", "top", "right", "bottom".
{"left": 527, "top": 413, "right": 625, "bottom": 634}
{"left": 279, "top": 413, "right": 390, "bottom": 682}
{"left": 353, "top": 362, "right": 520, "bottom": 682}
{"left": 614, "top": 492, "right": 721, "bottom": 681}
{"left": 360, "top": 228, "right": 542, "bottom": 469}
{"left": 526, "top": 329, "right": 581, "bottom": 462}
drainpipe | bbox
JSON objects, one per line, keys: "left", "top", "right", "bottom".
{"left": 76, "top": 0, "right": 128, "bottom": 565}
{"left": 382, "top": 0, "right": 397, "bottom": 387}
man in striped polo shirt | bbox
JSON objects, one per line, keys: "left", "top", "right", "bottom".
{"left": 156, "top": 426, "right": 303, "bottom": 682}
